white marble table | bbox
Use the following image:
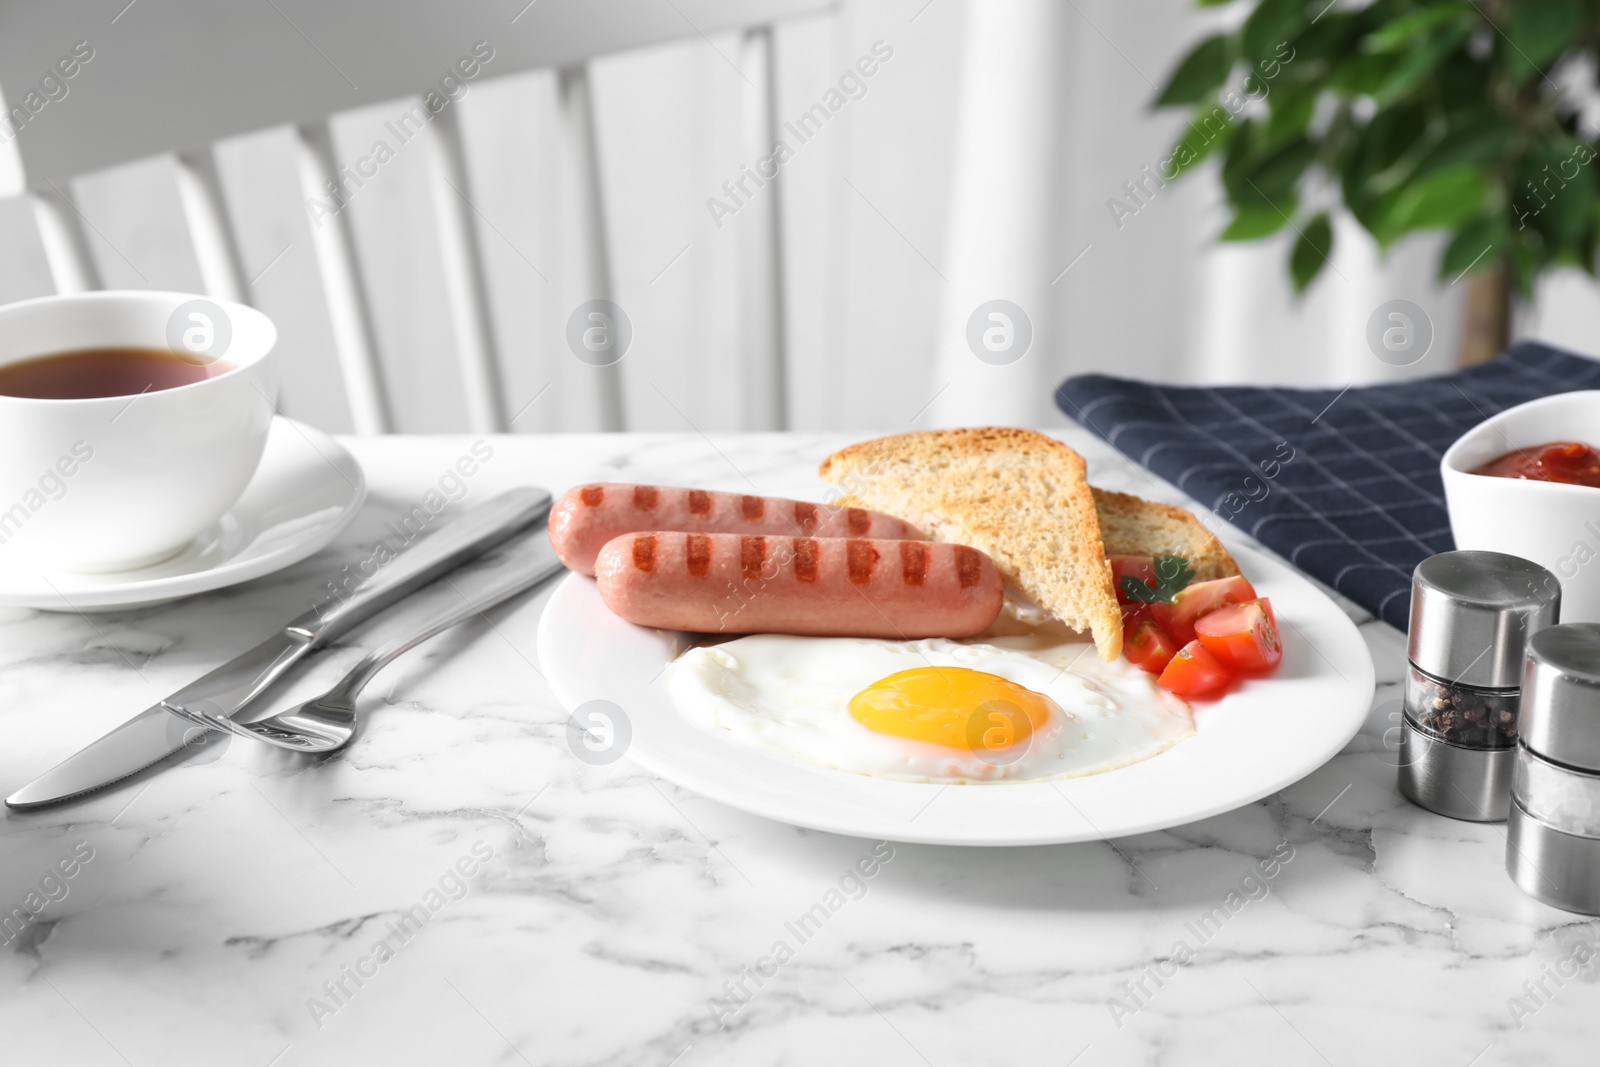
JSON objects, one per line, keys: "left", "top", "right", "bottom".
{"left": 2, "top": 430, "right": 1596, "bottom": 1067}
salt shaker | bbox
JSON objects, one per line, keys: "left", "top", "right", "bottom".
{"left": 1507, "top": 623, "right": 1600, "bottom": 914}
{"left": 1399, "top": 550, "right": 1559, "bottom": 821}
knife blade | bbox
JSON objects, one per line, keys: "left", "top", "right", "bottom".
{"left": 6, "top": 487, "right": 553, "bottom": 810}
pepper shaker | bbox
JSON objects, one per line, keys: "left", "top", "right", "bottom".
{"left": 1507, "top": 623, "right": 1600, "bottom": 914}
{"left": 1399, "top": 550, "right": 1559, "bottom": 821}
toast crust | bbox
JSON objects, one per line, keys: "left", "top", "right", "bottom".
{"left": 1090, "top": 487, "right": 1239, "bottom": 582}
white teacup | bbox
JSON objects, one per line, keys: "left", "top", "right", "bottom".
{"left": 0, "top": 291, "right": 278, "bottom": 572}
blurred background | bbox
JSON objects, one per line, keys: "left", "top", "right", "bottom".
{"left": 1, "top": 0, "right": 1596, "bottom": 435}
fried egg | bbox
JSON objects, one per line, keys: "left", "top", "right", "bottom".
{"left": 666, "top": 627, "right": 1193, "bottom": 783}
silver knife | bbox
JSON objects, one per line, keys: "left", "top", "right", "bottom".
{"left": 199, "top": 529, "right": 567, "bottom": 752}
{"left": 5, "top": 487, "right": 553, "bottom": 810}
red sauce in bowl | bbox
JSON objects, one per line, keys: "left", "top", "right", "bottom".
{"left": 1471, "top": 441, "right": 1600, "bottom": 487}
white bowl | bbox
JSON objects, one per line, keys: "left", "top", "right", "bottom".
{"left": 1441, "top": 390, "right": 1600, "bottom": 622}
{"left": 0, "top": 291, "right": 278, "bottom": 572}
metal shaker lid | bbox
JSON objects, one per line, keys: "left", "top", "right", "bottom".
{"left": 1408, "top": 551, "right": 1560, "bottom": 688}
{"left": 1521, "top": 623, "right": 1600, "bottom": 772}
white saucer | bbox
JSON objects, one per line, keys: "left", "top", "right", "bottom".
{"left": 0, "top": 417, "right": 365, "bottom": 612}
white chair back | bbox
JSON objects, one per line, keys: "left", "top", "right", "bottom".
{"left": 0, "top": 0, "right": 829, "bottom": 432}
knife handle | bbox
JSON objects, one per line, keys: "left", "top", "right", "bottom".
{"left": 293, "top": 487, "right": 553, "bottom": 645}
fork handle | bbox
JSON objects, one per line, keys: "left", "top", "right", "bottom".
{"left": 325, "top": 537, "right": 566, "bottom": 704}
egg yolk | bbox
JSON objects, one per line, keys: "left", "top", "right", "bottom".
{"left": 848, "top": 667, "right": 1054, "bottom": 751}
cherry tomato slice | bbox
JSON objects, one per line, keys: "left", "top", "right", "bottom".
{"left": 1157, "top": 639, "right": 1234, "bottom": 697}
{"left": 1194, "top": 598, "right": 1282, "bottom": 673}
{"left": 1124, "top": 619, "right": 1179, "bottom": 674}
{"left": 1151, "top": 575, "right": 1259, "bottom": 645}
{"left": 1121, "top": 600, "right": 1153, "bottom": 628}
{"left": 1111, "top": 556, "right": 1157, "bottom": 604}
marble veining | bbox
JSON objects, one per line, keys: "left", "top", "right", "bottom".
{"left": 1, "top": 430, "right": 1597, "bottom": 1067}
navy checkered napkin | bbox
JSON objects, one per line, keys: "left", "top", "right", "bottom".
{"left": 1056, "top": 341, "right": 1600, "bottom": 630}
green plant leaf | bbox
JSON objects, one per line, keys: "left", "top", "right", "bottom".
{"left": 1242, "top": 0, "right": 1304, "bottom": 62}
{"left": 1504, "top": 0, "right": 1586, "bottom": 83}
{"left": 1165, "top": 102, "right": 1241, "bottom": 177}
{"left": 1290, "top": 212, "right": 1333, "bottom": 292}
{"left": 1221, "top": 199, "right": 1297, "bottom": 240}
{"left": 1515, "top": 140, "right": 1596, "bottom": 254}
{"left": 1156, "top": 34, "right": 1235, "bottom": 106}
{"left": 1329, "top": 51, "right": 1397, "bottom": 94}
{"left": 1223, "top": 124, "right": 1318, "bottom": 207}
{"left": 1414, "top": 112, "right": 1517, "bottom": 176}
{"left": 1340, "top": 103, "right": 1428, "bottom": 199}
{"left": 1265, "top": 83, "right": 1316, "bottom": 144}
{"left": 1221, "top": 118, "right": 1264, "bottom": 199}
{"left": 1249, "top": 136, "right": 1319, "bottom": 200}
{"left": 1373, "top": 22, "right": 1472, "bottom": 104}
{"left": 1121, "top": 555, "right": 1196, "bottom": 604}
{"left": 1352, "top": 186, "right": 1404, "bottom": 239}
{"left": 1439, "top": 214, "right": 1506, "bottom": 283}
{"left": 1291, "top": 10, "right": 1363, "bottom": 69}
{"left": 1317, "top": 102, "right": 1356, "bottom": 168}
{"left": 1436, "top": 47, "right": 1493, "bottom": 102}
{"left": 1376, "top": 163, "right": 1487, "bottom": 242}
{"left": 1365, "top": 4, "right": 1472, "bottom": 52}
{"left": 1508, "top": 227, "right": 1542, "bottom": 299}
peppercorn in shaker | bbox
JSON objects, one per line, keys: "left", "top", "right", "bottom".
{"left": 1507, "top": 623, "right": 1600, "bottom": 914}
{"left": 1399, "top": 550, "right": 1559, "bottom": 821}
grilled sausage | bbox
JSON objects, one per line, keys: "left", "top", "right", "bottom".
{"left": 548, "top": 482, "right": 925, "bottom": 576}
{"left": 594, "top": 532, "right": 1003, "bottom": 637}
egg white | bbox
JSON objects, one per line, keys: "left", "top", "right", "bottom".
{"left": 666, "top": 626, "right": 1194, "bottom": 784}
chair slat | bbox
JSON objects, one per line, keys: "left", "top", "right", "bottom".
{"left": 427, "top": 106, "right": 507, "bottom": 432}
{"left": 737, "top": 27, "right": 788, "bottom": 431}
{"left": 28, "top": 181, "right": 100, "bottom": 293}
{"left": 558, "top": 65, "right": 624, "bottom": 432}
{"left": 174, "top": 148, "right": 249, "bottom": 304}
{"left": 294, "top": 119, "right": 391, "bottom": 434}
{"left": 0, "top": 1, "right": 835, "bottom": 433}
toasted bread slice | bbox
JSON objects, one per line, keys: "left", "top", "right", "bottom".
{"left": 819, "top": 428, "right": 1123, "bottom": 660}
{"left": 1091, "top": 487, "right": 1239, "bottom": 582}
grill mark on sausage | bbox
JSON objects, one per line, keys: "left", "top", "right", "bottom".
{"left": 846, "top": 507, "right": 871, "bottom": 535}
{"left": 632, "top": 535, "right": 656, "bottom": 573}
{"left": 687, "top": 489, "right": 712, "bottom": 515}
{"left": 579, "top": 485, "right": 604, "bottom": 507}
{"left": 793, "top": 538, "right": 819, "bottom": 583}
{"left": 632, "top": 485, "right": 659, "bottom": 511}
{"left": 955, "top": 545, "right": 984, "bottom": 589}
{"left": 847, "top": 540, "right": 879, "bottom": 585}
{"left": 686, "top": 534, "right": 712, "bottom": 577}
{"left": 795, "top": 501, "right": 818, "bottom": 532}
{"left": 900, "top": 541, "right": 929, "bottom": 587}
{"left": 741, "top": 495, "right": 764, "bottom": 520}
{"left": 740, "top": 536, "right": 766, "bottom": 580}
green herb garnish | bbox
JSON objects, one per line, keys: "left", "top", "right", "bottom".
{"left": 1119, "top": 554, "right": 1195, "bottom": 604}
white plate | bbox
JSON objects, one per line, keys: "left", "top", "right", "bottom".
{"left": 0, "top": 417, "right": 365, "bottom": 612}
{"left": 537, "top": 540, "right": 1375, "bottom": 846}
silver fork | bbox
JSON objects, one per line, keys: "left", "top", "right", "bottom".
{"left": 178, "top": 535, "right": 564, "bottom": 754}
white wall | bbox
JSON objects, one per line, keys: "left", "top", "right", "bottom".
{"left": 0, "top": 0, "right": 1592, "bottom": 434}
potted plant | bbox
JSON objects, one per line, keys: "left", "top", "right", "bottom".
{"left": 1155, "top": 0, "right": 1599, "bottom": 363}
